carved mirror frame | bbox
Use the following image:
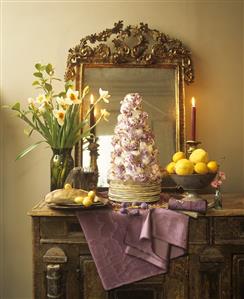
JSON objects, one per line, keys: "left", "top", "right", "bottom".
{"left": 65, "top": 20, "right": 194, "bottom": 169}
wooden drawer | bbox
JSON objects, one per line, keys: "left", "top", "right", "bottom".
{"left": 40, "top": 216, "right": 86, "bottom": 244}
{"left": 214, "top": 217, "right": 244, "bottom": 245}
{"left": 189, "top": 218, "right": 209, "bottom": 245}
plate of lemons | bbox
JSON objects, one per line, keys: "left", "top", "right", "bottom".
{"left": 45, "top": 184, "right": 108, "bottom": 210}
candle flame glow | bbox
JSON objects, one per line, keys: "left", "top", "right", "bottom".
{"left": 90, "top": 94, "right": 94, "bottom": 105}
{"left": 191, "top": 97, "right": 196, "bottom": 107}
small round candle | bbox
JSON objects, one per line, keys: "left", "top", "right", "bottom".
{"left": 191, "top": 97, "right": 196, "bottom": 141}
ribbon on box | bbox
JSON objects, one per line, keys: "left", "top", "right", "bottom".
{"left": 76, "top": 208, "right": 189, "bottom": 290}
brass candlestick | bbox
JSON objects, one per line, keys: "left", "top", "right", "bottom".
{"left": 186, "top": 140, "right": 201, "bottom": 157}
{"left": 88, "top": 136, "right": 99, "bottom": 187}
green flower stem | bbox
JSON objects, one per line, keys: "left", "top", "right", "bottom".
{"left": 84, "top": 96, "right": 102, "bottom": 119}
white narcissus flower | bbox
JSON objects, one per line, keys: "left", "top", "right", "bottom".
{"left": 53, "top": 108, "right": 66, "bottom": 126}
{"left": 56, "top": 97, "right": 70, "bottom": 110}
{"left": 28, "top": 98, "right": 36, "bottom": 109}
{"left": 66, "top": 88, "right": 80, "bottom": 104}
{"left": 28, "top": 98, "right": 34, "bottom": 105}
{"left": 38, "top": 102, "right": 47, "bottom": 113}
{"left": 101, "top": 108, "right": 110, "bottom": 121}
{"left": 99, "top": 88, "right": 111, "bottom": 103}
{"left": 36, "top": 94, "right": 47, "bottom": 104}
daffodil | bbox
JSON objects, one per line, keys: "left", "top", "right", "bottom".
{"left": 28, "top": 98, "right": 35, "bottom": 105}
{"left": 101, "top": 108, "right": 110, "bottom": 121}
{"left": 27, "top": 98, "right": 36, "bottom": 110}
{"left": 99, "top": 88, "right": 110, "bottom": 103}
{"left": 53, "top": 108, "right": 66, "bottom": 126}
{"left": 9, "top": 62, "right": 110, "bottom": 160}
{"left": 36, "top": 94, "right": 47, "bottom": 104}
{"left": 56, "top": 97, "right": 70, "bottom": 110}
{"left": 38, "top": 102, "right": 48, "bottom": 114}
{"left": 66, "top": 88, "right": 80, "bottom": 104}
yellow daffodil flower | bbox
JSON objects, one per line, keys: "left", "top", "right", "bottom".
{"left": 66, "top": 88, "right": 80, "bottom": 104}
{"left": 101, "top": 108, "right": 110, "bottom": 121}
{"left": 56, "top": 97, "right": 70, "bottom": 110}
{"left": 10, "top": 62, "right": 111, "bottom": 162}
{"left": 36, "top": 94, "right": 47, "bottom": 104}
{"left": 38, "top": 102, "right": 48, "bottom": 113}
{"left": 53, "top": 108, "right": 66, "bottom": 126}
{"left": 99, "top": 88, "right": 110, "bottom": 103}
{"left": 27, "top": 98, "right": 34, "bottom": 104}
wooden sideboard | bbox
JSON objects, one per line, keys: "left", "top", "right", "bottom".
{"left": 28, "top": 194, "right": 244, "bottom": 299}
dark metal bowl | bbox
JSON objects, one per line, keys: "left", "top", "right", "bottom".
{"left": 170, "top": 173, "right": 216, "bottom": 191}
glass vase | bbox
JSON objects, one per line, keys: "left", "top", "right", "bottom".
{"left": 50, "top": 148, "right": 74, "bottom": 191}
{"left": 214, "top": 189, "right": 223, "bottom": 209}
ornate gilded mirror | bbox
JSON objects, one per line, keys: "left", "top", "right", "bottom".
{"left": 65, "top": 21, "right": 194, "bottom": 187}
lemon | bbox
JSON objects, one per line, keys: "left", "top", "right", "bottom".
{"left": 74, "top": 196, "right": 84, "bottom": 204}
{"left": 82, "top": 197, "right": 93, "bottom": 207}
{"left": 93, "top": 196, "right": 100, "bottom": 203}
{"left": 189, "top": 148, "right": 209, "bottom": 164}
{"left": 166, "top": 162, "right": 176, "bottom": 174}
{"left": 207, "top": 161, "right": 218, "bottom": 173}
{"left": 175, "top": 159, "right": 194, "bottom": 175}
{"left": 64, "top": 183, "right": 72, "bottom": 190}
{"left": 194, "top": 162, "right": 209, "bottom": 174}
{"left": 172, "top": 151, "right": 185, "bottom": 163}
{"left": 88, "top": 190, "right": 96, "bottom": 201}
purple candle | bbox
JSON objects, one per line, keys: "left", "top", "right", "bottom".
{"left": 191, "top": 97, "right": 196, "bottom": 141}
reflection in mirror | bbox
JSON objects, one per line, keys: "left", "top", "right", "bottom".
{"left": 83, "top": 67, "right": 179, "bottom": 187}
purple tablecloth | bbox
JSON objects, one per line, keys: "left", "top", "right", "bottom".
{"left": 76, "top": 208, "right": 189, "bottom": 290}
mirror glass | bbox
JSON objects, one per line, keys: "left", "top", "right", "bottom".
{"left": 83, "top": 66, "right": 179, "bottom": 187}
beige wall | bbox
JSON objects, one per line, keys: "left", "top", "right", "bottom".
{"left": 1, "top": 1, "right": 243, "bottom": 298}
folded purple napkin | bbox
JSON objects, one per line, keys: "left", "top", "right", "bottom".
{"left": 168, "top": 197, "right": 207, "bottom": 213}
{"left": 76, "top": 208, "right": 189, "bottom": 290}
{"left": 125, "top": 209, "right": 188, "bottom": 269}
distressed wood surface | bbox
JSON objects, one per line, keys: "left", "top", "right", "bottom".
{"left": 30, "top": 194, "right": 244, "bottom": 299}
{"left": 28, "top": 193, "right": 244, "bottom": 217}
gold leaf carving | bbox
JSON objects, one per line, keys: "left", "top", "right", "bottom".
{"left": 65, "top": 20, "right": 194, "bottom": 84}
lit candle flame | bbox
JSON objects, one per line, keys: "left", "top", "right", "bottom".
{"left": 90, "top": 94, "right": 94, "bottom": 105}
{"left": 191, "top": 97, "right": 196, "bottom": 107}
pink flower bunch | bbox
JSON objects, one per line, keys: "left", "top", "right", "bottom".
{"left": 211, "top": 171, "right": 226, "bottom": 188}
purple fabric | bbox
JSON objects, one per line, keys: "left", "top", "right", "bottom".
{"left": 168, "top": 197, "right": 207, "bottom": 213}
{"left": 76, "top": 208, "right": 189, "bottom": 290}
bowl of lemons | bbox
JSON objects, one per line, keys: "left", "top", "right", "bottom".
{"left": 165, "top": 149, "right": 218, "bottom": 201}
